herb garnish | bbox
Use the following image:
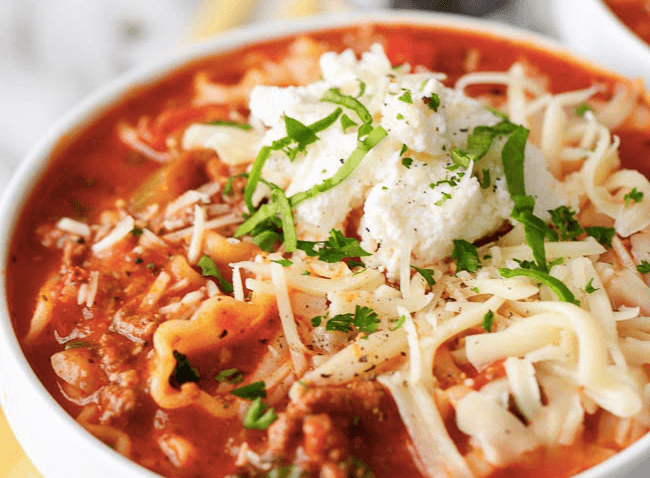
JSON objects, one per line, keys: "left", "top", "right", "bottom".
{"left": 389, "top": 315, "right": 406, "bottom": 331}
{"left": 426, "top": 93, "right": 441, "bottom": 112}
{"left": 197, "top": 255, "right": 234, "bottom": 293}
{"left": 576, "top": 104, "right": 591, "bottom": 116}
{"left": 208, "top": 120, "right": 252, "bottom": 130}
{"left": 637, "top": 260, "right": 650, "bottom": 273}
{"left": 499, "top": 267, "right": 580, "bottom": 305}
{"left": 341, "top": 114, "right": 358, "bottom": 132}
{"left": 435, "top": 192, "right": 452, "bottom": 206}
{"left": 624, "top": 187, "right": 643, "bottom": 206}
{"left": 549, "top": 206, "right": 583, "bottom": 241}
{"left": 170, "top": 350, "right": 200, "bottom": 388}
{"left": 402, "top": 157, "right": 413, "bottom": 168}
{"left": 296, "top": 229, "right": 371, "bottom": 263}
{"left": 398, "top": 90, "right": 413, "bottom": 104}
{"left": 585, "top": 226, "right": 616, "bottom": 248}
{"left": 311, "top": 305, "right": 380, "bottom": 334}
{"left": 244, "top": 397, "right": 277, "bottom": 430}
{"left": 450, "top": 119, "right": 518, "bottom": 170}
{"left": 585, "top": 278, "right": 599, "bottom": 294}
{"left": 272, "top": 259, "right": 293, "bottom": 267}
{"left": 130, "top": 227, "right": 144, "bottom": 236}
{"left": 411, "top": 265, "right": 436, "bottom": 288}
{"left": 215, "top": 368, "right": 244, "bottom": 383}
{"left": 452, "top": 239, "right": 482, "bottom": 273}
{"left": 64, "top": 341, "right": 92, "bottom": 350}
{"left": 479, "top": 169, "right": 491, "bottom": 189}
{"left": 482, "top": 311, "right": 494, "bottom": 332}
{"left": 230, "top": 380, "right": 267, "bottom": 399}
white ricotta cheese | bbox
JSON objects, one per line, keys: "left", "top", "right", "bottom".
{"left": 202, "top": 44, "right": 566, "bottom": 278}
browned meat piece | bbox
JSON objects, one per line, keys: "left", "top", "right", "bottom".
{"left": 98, "top": 384, "right": 139, "bottom": 424}
{"left": 302, "top": 414, "right": 347, "bottom": 463}
{"left": 110, "top": 309, "right": 159, "bottom": 345}
{"left": 290, "top": 381, "right": 385, "bottom": 416}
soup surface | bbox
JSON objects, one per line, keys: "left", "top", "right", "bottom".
{"left": 605, "top": 0, "right": 650, "bottom": 45}
{"left": 7, "top": 24, "right": 650, "bottom": 478}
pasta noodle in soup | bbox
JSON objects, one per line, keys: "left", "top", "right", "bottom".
{"left": 8, "top": 24, "right": 650, "bottom": 478}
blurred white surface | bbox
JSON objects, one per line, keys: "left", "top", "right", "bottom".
{"left": 0, "top": 0, "right": 553, "bottom": 190}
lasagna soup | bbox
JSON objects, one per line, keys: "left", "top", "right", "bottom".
{"left": 8, "top": 25, "right": 650, "bottom": 478}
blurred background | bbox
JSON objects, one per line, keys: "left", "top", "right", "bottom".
{"left": 0, "top": 0, "right": 557, "bottom": 186}
{"left": 0, "top": 0, "right": 556, "bottom": 476}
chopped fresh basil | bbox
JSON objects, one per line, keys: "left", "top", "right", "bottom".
{"left": 321, "top": 88, "right": 372, "bottom": 125}
{"left": 244, "top": 397, "right": 277, "bottom": 430}
{"left": 576, "top": 104, "right": 591, "bottom": 116}
{"left": 271, "top": 187, "right": 297, "bottom": 252}
{"left": 170, "top": 350, "right": 200, "bottom": 388}
{"left": 549, "top": 205, "right": 584, "bottom": 241}
{"left": 272, "top": 259, "right": 293, "bottom": 267}
{"left": 452, "top": 239, "right": 482, "bottom": 273}
{"left": 451, "top": 120, "right": 518, "bottom": 170}
{"left": 585, "top": 226, "right": 616, "bottom": 248}
{"left": 426, "top": 93, "right": 440, "bottom": 112}
{"left": 499, "top": 267, "right": 580, "bottom": 305}
{"left": 341, "top": 114, "right": 358, "bottom": 132}
{"left": 402, "top": 157, "right": 413, "bottom": 168}
{"left": 396, "top": 113, "right": 404, "bottom": 120}
{"left": 230, "top": 380, "right": 266, "bottom": 399}
{"left": 501, "top": 125, "right": 529, "bottom": 197}
{"left": 197, "top": 255, "right": 234, "bottom": 293}
{"left": 482, "top": 310, "right": 494, "bottom": 332}
{"left": 356, "top": 80, "right": 367, "bottom": 98}
{"left": 637, "top": 260, "right": 650, "bottom": 274}
{"left": 400, "top": 143, "right": 408, "bottom": 156}
{"left": 311, "top": 315, "right": 323, "bottom": 327}
{"left": 130, "top": 227, "right": 143, "bottom": 236}
{"left": 223, "top": 172, "right": 248, "bottom": 196}
{"left": 435, "top": 192, "right": 452, "bottom": 206}
{"left": 208, "top": 120, "right": 252, "bottom": 130}
{"left": 411, "top": 265, "right": 436, "bottom": 288}
{"left": 585, "top": 278, "right": 599, "bottom": 294}
{"left": 511, "top": 195, "right": 558, "bottom": 272}
{"left": 624, "top": 187, "right": 643, "bottom": 206}
{"left": 398, "top": 90, "right": 413, "bottom": 104}
{"left": 215, "top": 368, "right": 244, "bottom": 383}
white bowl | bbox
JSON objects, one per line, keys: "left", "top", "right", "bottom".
{"left": 1, "top": 9, "right": 649, "bottom": 478}
{"left": 550, "top": 0, "right": 650, "bottom": 87}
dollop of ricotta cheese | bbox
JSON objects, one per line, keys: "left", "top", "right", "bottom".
{"left": 243, "top": 45, "right": 564, "bottom": 278}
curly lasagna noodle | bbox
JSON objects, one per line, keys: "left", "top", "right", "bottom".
{"left": 9, "top": 26, "right": 650, "bottom": 478}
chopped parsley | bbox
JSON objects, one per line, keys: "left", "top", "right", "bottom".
{"left": 356, "top": 80, "right": 367, "bottom": 98}
{"left": 398, "top": 90, "right": 413, "bottom": 104}
{"left": 215, "top": 368, "right": 244, "bottom": 383}
{"left": 400, "top": 143, "right": 408, "bottom": 156}
{"left": 281, "top": 114, "right": 320, "bottom": 161}
{"left": 637, "top": 260, "right": 650, "bottom": 273}
{"left": 585, "top": 226, "right": 616, "bottom": 248}
{"left": 272, "top": 259, "right": 293, "bottom": 267}
{"left": 146, "top": 262, "right": 156, "bottom": 270}
{"left": 549, "top": 205, "right": 584, "bottom": 241}
{"left": 585, "top": 278, "right": 599, "bottom": 294}
{"left": 296, "top": 229, "right": 371, "bottom": 263}
{"left": 208, "top": 120, "right": 252, "bottom": 130}
{"left": 624, "top": 187, "right": 643, "bottom": 206}
{"left": 499, "top": 267, "right": 580, "bottom": 305}
{"left": 396, "top": 113, "right": 404, "bottom": 120}
{"left": 230, "top": 381, "right": 267, "bottom": 399}
{"left": 341, "top": 114, "right": 358, "bottom": 132}
{"left": 576, "top": 104, "right": 591, "bottom": 116}
{"left": 482, "top": 310, "right": 494, "bottom": 332}
{"left": 312, "top": 305, "right": 380, "bottom": 334}
{"left": 170, "top": 350, "right": 200, "bottom": 388}
{"left": 426, "top": 93, "right": 441, "bottom": 112}
{"left": 401, "top": 157, "right": 413, "bottom": 168}
{"left": 435, "top": 192, "right": 452, "bottom": 206}
{"left": 389, "top": 315, "right": 406, "bottom": 331}
{"left": 411, "top": 265, "right": 436, "bottom": 288}
{"left": 244, "top": 397, "right": 277, "bottom": 430}
{"left": 197, "top": 255, "right": 234, "bottom": 293}
{"left": 130, "top": 227, "right": 143, "bottom": 236}
{"left": 452, "top": 239, "right": 482, "bottom": 273}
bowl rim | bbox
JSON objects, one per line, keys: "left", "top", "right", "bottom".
{"left": 592, "top": 0, "right": 650, "bottom": 57}
{"left": 0, "top": 8, "right": 647, "bottom": 478}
